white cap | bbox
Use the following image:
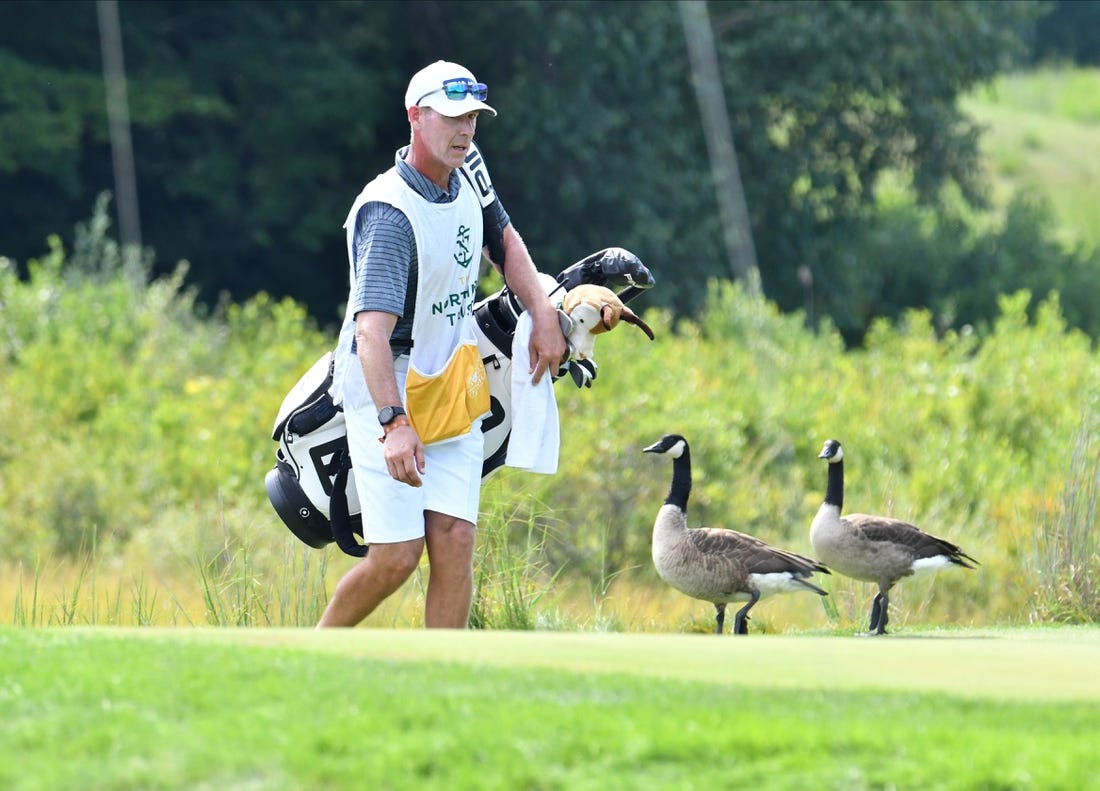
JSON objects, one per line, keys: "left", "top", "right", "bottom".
{"left": 404, "top": 60, "right": 497, "bottom": 118}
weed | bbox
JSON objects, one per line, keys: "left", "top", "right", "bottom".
{"left": 1028, "top": 417, "right": 1100, "bottom": 623}
{"left": 11, "top": 560, "right": 41, "bottom": 627}
{"left": 470, "top": 501, "right": 562, "bottom": 630}
{"left": 129, "top": 574, "right": 159, "bottom": 626}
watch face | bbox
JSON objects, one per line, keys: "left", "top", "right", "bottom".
{"left": 378, "top": 406, "right": 405, "bottom": 425}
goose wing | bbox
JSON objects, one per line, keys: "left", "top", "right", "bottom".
{"left": 844, "top": 514, "right": 978, "bottom": 567}
{"left": 688, "top": 527, "right": 828, "bottom": 575}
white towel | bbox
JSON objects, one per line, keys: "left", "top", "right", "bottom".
{"left": 505, "top": 311, "right": 560, "bottom": 474}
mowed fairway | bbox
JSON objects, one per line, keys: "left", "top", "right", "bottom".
{"left": 3, "top": 626, "right": 1098, "bottom": 790}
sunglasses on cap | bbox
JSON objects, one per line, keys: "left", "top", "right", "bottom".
{"left": 417, "top": 78, "right": 488, "bottom": 105}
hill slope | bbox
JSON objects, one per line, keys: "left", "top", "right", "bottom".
{"left": 962, "top": 66, "right": 1100, "bottom": 251}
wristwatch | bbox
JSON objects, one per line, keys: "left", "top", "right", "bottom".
{"left": 377, "top": 405, "right": 407, "bottom": 427}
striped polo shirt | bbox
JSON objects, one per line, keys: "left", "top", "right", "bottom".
{"left": 348, "top": 146, "right": 510, "bottom": 356}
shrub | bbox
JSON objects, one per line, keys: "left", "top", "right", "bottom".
{"left": 4, "top": 200, "right": 1100, "bottom": 627}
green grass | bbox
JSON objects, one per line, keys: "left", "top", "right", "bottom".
{"left": 3, "top": 626, "right": 1098, "bottom": 790}
{"left": 962, "top": 66, "right": 1100, "bottom": 251}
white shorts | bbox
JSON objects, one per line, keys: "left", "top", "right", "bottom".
{"left": 342, "top": 355, "right": 484, "bottom": 545}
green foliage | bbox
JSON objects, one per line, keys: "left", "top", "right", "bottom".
{"left": 0, "top": 0, "right": 400, "bottom": 323}
{"left": 963, "top": 66, "right": 1100, "bottom": 254}
{"left": 715, "top": 0, "right": 1039, "bottom": 315}
{"left": 0, "top": 196, "right": 330, "bottom": 564}
{"left": 4, "top": 202, "right": 1100, "bottom": 627}
{"left": 805, "top": 170, "right": 1100, "bottom": 344}
{"left": 492, "top": 278, "right": 1100, "bottom": 626}
{"left": 0, "top": 0, "right": 1057, "bottom": 343}
{"left": 1033, "top": 0, "right": 1100, "bottom": 65}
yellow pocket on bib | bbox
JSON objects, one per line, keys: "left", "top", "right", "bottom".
{"left": 405, "top": 342, "right": 491, "bottom": 445}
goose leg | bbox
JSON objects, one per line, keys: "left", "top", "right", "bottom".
{"left": 733, "top": 591, "right": 760, "bottom": 635}
{"left": 875, "top": 592, "right": 890, "bottom": 635}
{"left": 714, "top": 603, "right": 726, "bottom": 635}
{"left": 868, "top": 594, "right": 883, "bottom": 633}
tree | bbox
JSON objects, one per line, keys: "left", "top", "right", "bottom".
{"left": 0, "top": 0, "right": 1056, "bottom": 341}
{"left": 707, "top": 0, "right": 1041, "bottom": 332}
{"left": 0, "top": 1, "right": 405, "bottom": 325}
{"left": 1033, "top": 0, "right": 1100, "bottom": 65}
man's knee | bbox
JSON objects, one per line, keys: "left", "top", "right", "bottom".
{"left": 371, "top": 539, "right": 424, "bottom": 583}
{"left": 445, "top": 523, "right": 477, "bottom": 555}
{"left": 426, "top": 515, "right": 477, "bottom": 557}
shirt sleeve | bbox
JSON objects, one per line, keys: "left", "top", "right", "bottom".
{"left": 350, "top": 201, "right": 416, "bottom": 321}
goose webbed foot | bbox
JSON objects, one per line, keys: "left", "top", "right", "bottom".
{"left": 733, "top": 591, "right": 759, "bottom": 635}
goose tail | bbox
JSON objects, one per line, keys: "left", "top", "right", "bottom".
{"left": 950, "top": 550, "right": 980, "bottom": 570}
{"left": 793, "top": 575, "right": 829, "bottom": 597}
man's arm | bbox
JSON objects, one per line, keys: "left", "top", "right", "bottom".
{"left": 495, "top": 223, "right": 566, "bottom": 384}
{"left": 355, "top": 309, "right": 425, "bottom": 486}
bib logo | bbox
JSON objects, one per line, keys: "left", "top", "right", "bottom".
{"left": 454, "top": 224, "right": 474, "bottom": 268}
{"left": 466, "top": 365, "right": 486, "bottom": 400}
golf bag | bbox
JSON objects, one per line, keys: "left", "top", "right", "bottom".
{"left": 265, "top": 246, "right": 655, "bottom": 556}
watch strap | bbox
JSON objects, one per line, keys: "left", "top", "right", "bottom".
{"left": 378, "top": 405, "right": 407, "bottom": 426}
{"left": 378, "top": 414, "right": 411, "bottom": 443}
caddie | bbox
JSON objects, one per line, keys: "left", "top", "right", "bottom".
{"left": 317, "top": 60, "right": 565, "bottom": 628}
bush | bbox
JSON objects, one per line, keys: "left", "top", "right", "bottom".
{"left": 813, "top": 180, "right": 1100, "bottom": 345}
{"left": 4, "top": 200, "right": 1100, "bottom": 627}
{"left": 0, "top": 195, "right": 330, "bottom": 563}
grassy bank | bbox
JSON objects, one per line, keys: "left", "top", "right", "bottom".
{"left": 963, "top": 66, "right": 1100, "bottom": 251}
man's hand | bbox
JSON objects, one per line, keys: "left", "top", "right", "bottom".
{"left": 382, "top": 424, "right": 426, "bottom": 487}
{"left": 527, "top": 306, "right": 567, "bottom": 384}
{"left": 492, "top": 223, "right": 567, "bottom": 384}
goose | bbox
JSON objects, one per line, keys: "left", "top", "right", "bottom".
{"left": 643, "top": 433, "right": 830, "bottom": 635}
{"left": 810, "top": 438, "right": 979, "bottom": 635}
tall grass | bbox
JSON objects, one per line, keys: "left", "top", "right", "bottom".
{"left": 1029, "top": 415, "right": 1100, "bottom": 623}
{"left": 11, "top": 527, "right": 101, "bottom": 626}
{"left": 194, "top": 510, "right": 335, "bottom": 627}
{"left": 469, "top": 496, "right": 564, "bottom": 630}
{"left": 4, "top": 494, "right": 569, "bottom": 630}
{"left": 195, "top": 538, "right": 332, "bottom": 627}
{"left": 6, "top": 519, "right": 333, "bottom": 628}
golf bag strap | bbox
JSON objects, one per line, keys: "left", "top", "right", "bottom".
{"left": 474, "top": 297, "right": 519, "bottom": 360}
{"left": 329, "top": 449, "right": 367, "bottom": 557}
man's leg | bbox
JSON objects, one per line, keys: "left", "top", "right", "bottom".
{"left": 423, "top": 511, "right": 477, "bottom": 628}
{"left": 316, "top": 538, "right": 424, "bottom": 627}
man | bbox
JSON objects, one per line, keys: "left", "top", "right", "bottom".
{"left": 318, "top": 61, "right": 565, "bottom": 628}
